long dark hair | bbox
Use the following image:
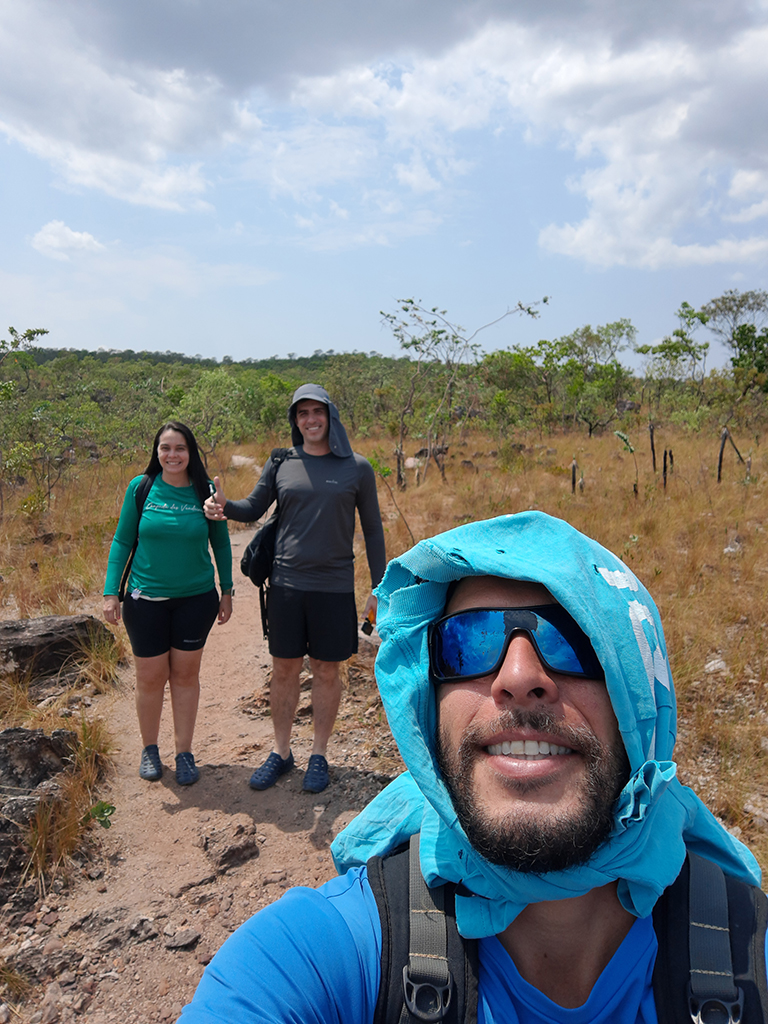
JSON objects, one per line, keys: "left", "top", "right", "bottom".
{"left": 143, "top": 422, "right": 211, "bottom": 506}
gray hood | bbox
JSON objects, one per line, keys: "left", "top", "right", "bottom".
{"left": 288, "top": 383, "right": 352, "bottom": 458}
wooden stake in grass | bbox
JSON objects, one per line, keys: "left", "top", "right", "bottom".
{"left": 663, "top": 449, "right": 668, "bottom": 490}
{"left": 571, "top": 458, "right": 577, "bottom": 495}
{"left": 717, "top": 427, "right": 746, "bottom": 483}
{"left": 649, "top": 423, "right": 656, "bottom": 473}
{"left": 717, "top": 428, "right": 728, "bottom": 483}
{"left": 614, "top": 431, "right": 639, "bottom": 498}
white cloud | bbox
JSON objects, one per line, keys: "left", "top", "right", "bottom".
{"left": 284, "top": 18, "right": 768, "bottom": 267}
{"left": 1, "top": 2, "right": 768, "bottom": 266}
{"left": 82, "top": 248, "right": 278, "bottom": 300}
{"left": 727, "top": 170, "right": 768, "bottom": 223}
{"left": 329, "top": 200, "right": 349, "bottom": 220}
{"left": 31, "top": 221, "right": 105, "bottom": 261}
{"left": 395, "top": 154, "right": 440, "bottom": 193}
{"left": 292, "top": 208, "right": 443, "bottom": 253}
{"left": 0, "top": 5, "right": 241, "bottom": 208}
{"left": 243, "top": 123, "right": 379, "bottom": 200}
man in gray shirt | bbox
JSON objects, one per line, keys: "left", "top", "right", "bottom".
{"left": 205, "top": 384, "right": 386, "bottom": 793}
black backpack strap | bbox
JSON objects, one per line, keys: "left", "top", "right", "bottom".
{"left": 725, "top": 865, "right": 768, "bottom": 1023}
{"left": 133, "top": 473, "right": 155, "bottom": 515}
{"left": 402, "top": 834, "right": 453, "bottom": 1022}
{"left": 269, "top": 447, "right": 291, "bottom": 473}
{"left": 368, "top": 834, "right": 478, "bottom": 1024}
{"left": 118, "top": 474, "right": 155, "bottom": 602}
{"left": 688, "top": 853, "right": 743, "bottom": 1022}
{"left": 653, "top": 853, "right": 767, "bottom": 1023}
{"left": 247, "top": 448, "right": 292, "bottom": 637}
{"left": 258, "top": 583, "right": 269, "bottom": 641}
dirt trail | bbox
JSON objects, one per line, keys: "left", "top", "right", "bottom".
{"left": 3, "top": 535, "right": 401, "bottom": 1024}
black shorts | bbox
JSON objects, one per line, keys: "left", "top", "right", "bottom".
{"left": 122, "top": 588, "right": 219, "bottom": 659}
{"left": 267, "top": 585, "right": 358, "bottom": 662}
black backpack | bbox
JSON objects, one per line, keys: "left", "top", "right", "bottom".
{"left": 239, "top": 447, "right": 291, "bottom": 638}
{"left": 368, "top": 834, "right": 768, "bottom": 1024}
{"left": 118, "top": 473, "right": 156, "bottom": 602}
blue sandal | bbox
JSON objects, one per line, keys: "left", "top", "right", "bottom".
{"left": 249, "top": 750, "right": 294, "bottom": 790}
{"left": 139, "top": 745, "right": 163, "bottom": 781}
{"left": 302, "top": 754, "right": 329, "bottom": 793}
{"left": 175, "top": 751, "right": 200, "bottom": 786}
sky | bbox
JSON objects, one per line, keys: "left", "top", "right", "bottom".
{"left": 1, "top": 0, "right": 767, "bottom": 367}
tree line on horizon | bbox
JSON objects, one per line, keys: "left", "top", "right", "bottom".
{"left": 1, "top": 288, "right": 767, "bottom": 513}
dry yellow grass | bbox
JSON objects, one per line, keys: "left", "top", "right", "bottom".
{"left": 20, "top": 715, "right": 115, "bottom": 892}
{"left": 352, "top": 426, "right": 768, "bottom": 867}
{"left": 1, "top": 424, "right": 767, "bottom": 868}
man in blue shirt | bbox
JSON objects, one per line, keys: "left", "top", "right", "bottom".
{"left": 180, "top": 513, "right": 762, "bottom": 1023}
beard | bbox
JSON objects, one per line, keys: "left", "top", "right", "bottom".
{"left": 435, "top": 708, "right": 631, "bottom": 874}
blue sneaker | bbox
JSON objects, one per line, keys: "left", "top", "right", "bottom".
{"left": 139, "top": 745, "right": 163, "bottom": 781}
{"left": 175, "top": 751, "right": 200, "bottom": 786}
{"left": 249, "top": 750, "right": 294, "bottom": 790}
{"left": 302, "top": 754, "right": 329, "bottom": 793}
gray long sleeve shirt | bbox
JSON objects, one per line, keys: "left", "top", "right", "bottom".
{"left": 225, "top": 447, "right": 386, "bottom": 593}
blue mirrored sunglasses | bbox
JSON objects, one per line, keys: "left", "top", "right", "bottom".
{"left": 428, "top": 605, "right": 605, "bottom": 682}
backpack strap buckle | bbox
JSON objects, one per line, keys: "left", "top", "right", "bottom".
{"left": 687, "top": 984, "right": 744, "bottom": 1024}
{"left": 399, "top": 834, "right": 454, "bottom": 1023}
{"left": 686, "top": 852, "right": 745, "bottom": 1024}
{"left": 402, "top": 966, "right": 452, "bottom": 1022}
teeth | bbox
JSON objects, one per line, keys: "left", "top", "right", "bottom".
{"left": 487, "top": 741, "right": 571, "bottom": 758}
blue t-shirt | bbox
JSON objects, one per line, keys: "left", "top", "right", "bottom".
{"left": 179, "top": 867, "right": 660, "bottom": 1024}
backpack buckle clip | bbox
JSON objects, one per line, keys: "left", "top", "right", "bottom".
{"left": 402, "top": 965, "right": 452, "bottom": 1022}
{"left": 688, "top": 983, "right": 744, "bottom": 1024}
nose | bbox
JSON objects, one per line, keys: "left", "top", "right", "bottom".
{"left": 489, "top": 633, "right": 561, "bottom": 708}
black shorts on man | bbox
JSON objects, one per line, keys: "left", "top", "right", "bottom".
{"left": 267, "top": 585, "right": 357, "bottom": 662}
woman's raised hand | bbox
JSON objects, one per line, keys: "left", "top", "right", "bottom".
{"left": 204, "top": 476, "right": 227, "bottom": 520}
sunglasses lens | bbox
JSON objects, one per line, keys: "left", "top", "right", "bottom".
{"left": 430, "top": 606, "right": 602, "bottom": 681}
{"left": 432, "top": 610, "right": 507, "bottom": 680}
{"left": 523, "top": 613, "right": 588, "bottom": 676}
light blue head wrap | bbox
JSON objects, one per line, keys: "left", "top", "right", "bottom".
{"left": 331, "top": 512, "right": 760, "bottom": 939}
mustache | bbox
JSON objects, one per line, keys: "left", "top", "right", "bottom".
{"left": 458, "top": 707, "right": 603, "bottom": 758}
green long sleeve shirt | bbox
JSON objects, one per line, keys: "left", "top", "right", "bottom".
{"left": 104, "top": 475, "right": 233, "bottom": 598}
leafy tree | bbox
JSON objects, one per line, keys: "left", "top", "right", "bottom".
{"left": 240, "top": 371, "right": 295, "bottom": 435}
{"left": 177, "top": 369, "right": 249, "bottom": 453}
{"left": 482, "top": 320, "right": 635, "bottom": 436}
{"left": 483, "top": 347, "right": 557, "bottom": 435}
{"left": 701, "top": 289, "right": 768, "bottom": 354}
{"left": 730, "top": 323, "right": 768, "bottom": 383}
{"left": 570, "top": 361, "right": 634, "bottom": 437}
{"left": 0, "top": 327, "right": 49, "bottom": 517}
{"left": 556, "top": 319, "right": 637, "bottom": 374}
{"left": 1, "top": 326, "right": 48, "bottom": 367}
{"left": 382, "top": 298, "right": 545, "bottom": 486}
{"left": 635, "top": 302, "right": 709, "bottom": 415}
{"left": 320, "top": 353, "right": 401, "bottom": 434}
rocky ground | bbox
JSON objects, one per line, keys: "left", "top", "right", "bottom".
{"left": 0, "top": 537, "right": 402, "bottom": 1023}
